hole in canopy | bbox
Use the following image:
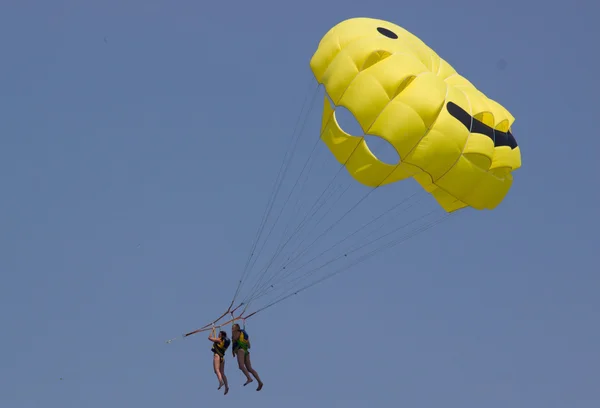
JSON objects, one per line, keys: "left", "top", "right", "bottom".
{"left": 334, "top": 105, "right": 363, "bottom": 136}
{"left": 331, "top": 105, "right": 400, "bottom": 165}
{"left": 364, "top": 135, "right": 400, "bottom": 165}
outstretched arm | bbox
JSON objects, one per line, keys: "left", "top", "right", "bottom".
{"left": 208, "top": 328, "right": 220, "bottom": 343}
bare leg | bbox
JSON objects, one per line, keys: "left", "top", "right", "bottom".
{"left": 236, "top": 349, "right": 253, "bottom": 385}
{"left": 220, "top": 359, "right": 229, "bottom": 395}
{"left": 244, "top": 353, "right": 263, "bottom": 391}
{"left": 213, "top": 355, "right": 224, "bottom": 388}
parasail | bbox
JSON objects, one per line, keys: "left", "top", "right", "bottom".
{"left": 167, "top": 17, "right": 521, "bottom": 342}
{"left": 310, "top": 17, "right": 521, "bottom": 212}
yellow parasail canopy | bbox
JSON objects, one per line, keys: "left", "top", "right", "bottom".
{"left": 310, "top": 17, "right": 521, "bottom": 212}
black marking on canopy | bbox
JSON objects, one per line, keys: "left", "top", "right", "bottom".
{"left": 446, "top": 102, "right": 517, "bottom": 149}
{"left": 377, "top": 27, "right": 398, "bottom": 39}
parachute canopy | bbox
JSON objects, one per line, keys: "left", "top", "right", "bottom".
{"left": 309, "top": 17, "right": 521, "bottom": 212}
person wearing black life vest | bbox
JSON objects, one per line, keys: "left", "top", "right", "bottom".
{"left": 208, "top": 328, "right": 230, "bottom": 395}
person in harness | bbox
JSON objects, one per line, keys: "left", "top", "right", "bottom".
{"left": 231, "top": 323, "right": 263, "bottom": 391}
{"left": 208, "top": 328, "right": 230, "bottom": 395}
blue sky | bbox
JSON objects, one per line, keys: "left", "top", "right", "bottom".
{"left": 1, "top": 0, "right": 599, "bottom": 407}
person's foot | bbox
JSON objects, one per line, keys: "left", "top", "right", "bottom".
{"left": 256, "top": 382, "right": 263, "bottom": 391}
{"left": 218, "top": 381, "right": 224, "bottom": 390}
{"left": 243, "top": 378, "right": 253, "bottom": 386}
{"left": 224, "top": 386, "right": 229, "bottom": 395}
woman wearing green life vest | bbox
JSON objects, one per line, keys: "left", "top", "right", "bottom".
{"left": 208, "top": 328, "right": 230, "bottom": 395}
{"left": 231, "top": 323, "right": 263, "bottom": 391}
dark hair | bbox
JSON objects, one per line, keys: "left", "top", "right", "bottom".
{"left": 219, "top": 330, "right": 227, "bottom": 338}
